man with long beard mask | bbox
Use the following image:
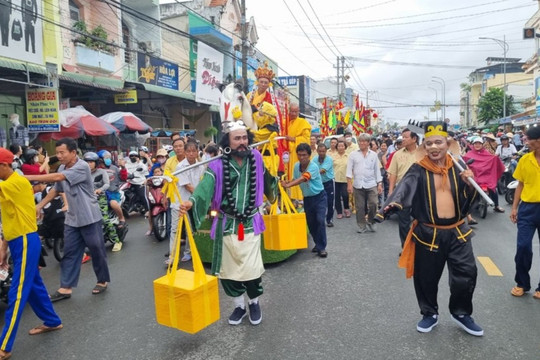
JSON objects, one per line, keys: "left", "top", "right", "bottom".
{"left": 375, "top": 121, "right": 484, "bottom": 337}
{"left": 179, "top": 121, "right": 278, "bottom": 326}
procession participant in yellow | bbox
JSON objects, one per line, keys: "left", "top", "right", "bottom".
{"left": 247, "top": 62, "right": 275, "bottom": 112}
{"left": 285, "top": 103, "right": 311, "bottom": 200}
{"left": 252, "top": 102, "right": 280, "bottom": 175}
{"left": 0, "top": 148, "right": 62, "bottom": 360}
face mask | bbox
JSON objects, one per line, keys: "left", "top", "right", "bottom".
{"left": 345, "top": 137, "right": 352, "bottom": 143}
{"left": 104, "top": 158, "right": 112, "bottom": 166}
{"left": 157, "top": 158, "right": 166, "bottom": 164}
{"left": 130, "top": 157, "right": 137, "bottom": 163}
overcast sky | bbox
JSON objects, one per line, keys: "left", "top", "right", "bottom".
{"left": 245, "top": 0, "right": 538, "bottom": 126}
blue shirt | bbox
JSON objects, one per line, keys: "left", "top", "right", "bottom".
{"left": 312, "top": 154, "right": 334, "bottom": 183}
{"left": 293, "top": 161, "right": 324, "bottom": 197}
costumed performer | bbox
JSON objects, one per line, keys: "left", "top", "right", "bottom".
{"left": 375, "top": 121, "right": 484, "bottom": 337}
{"left": 179, "top": 120, "right": 278, "bottom": 327}
{"left": 285, "top": 103, "right": 311, "bottom": 201}
{"left": 252, "top": 101, "right": 280, "bottom": 175}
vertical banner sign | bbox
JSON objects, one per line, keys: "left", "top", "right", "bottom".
{"left": 195, "top": 41, "right": 224, "bottom": 106}
{"left": 26, "top": 88, "right": 60, "bottom": 132}
{"left": 536, "top": 76, "right": 540, "bottom": 117}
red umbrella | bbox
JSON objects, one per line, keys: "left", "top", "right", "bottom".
{"left": 38, "top": 107, "right": 119, "bottom": 141}
{"left": 99, "top": 112, "right": 152, "bottom": 133}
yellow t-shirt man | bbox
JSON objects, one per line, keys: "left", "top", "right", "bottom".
{"left": 513, "top": 151, "right": 540, "bottom": 203}
{"left": 0, "top": 172, "right": 38, "bottom": 241}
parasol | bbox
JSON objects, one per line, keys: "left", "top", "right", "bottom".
{"left": 99, "top": 112, "right": 152, "bottom": 134}
{"left": 38, "top": 106, "right": 120, "bottom": 141}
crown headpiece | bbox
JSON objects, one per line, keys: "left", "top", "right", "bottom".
{"left": 423, "top": 121, "right": 448, "bottom": 138}
{"left": 222, "top": 120, "right": 248, "bottom": 134}
{"left": 254, "top": 61, "right": 275, "bottom": 81}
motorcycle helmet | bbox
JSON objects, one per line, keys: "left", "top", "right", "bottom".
{"left": 163, "top": 145, "right": 173, "bottom": 152}
{"left": 139, "top": 146, "right": 149, "bottom": 153}
{"left": 129, "top": 151, "right": 139, "bottom": 157}
{"left": 22, "top": 149, "right": 39, "bottom": 164}
{"left": 83, "top": 152, "right": 99, "bottom": 162}
{"left": 500, "top": 135, "right": 509, "bottom": 141}
{"left": 97, "top": 149, "right": 111, "bottom": 159}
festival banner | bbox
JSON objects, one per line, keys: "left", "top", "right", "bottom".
{"left": 26, "top": 88, "right": 60, "bottom": 132}
{"left": 137, "top": 53, "right": 179, "bottom": 90}
{"left": 195, "top": 41, "right": 224, "bottom": 106}
{"left": 0, "top": 0, "right": 44, "bottom": 65}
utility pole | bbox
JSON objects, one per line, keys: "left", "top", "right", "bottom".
{"left": 334, "top": 56, "right": 352, "bottom": 102}
{"left": 240, "top": 0, "right": 248, "bottom": 91}
{"left": 334, "top": 56, "right": 340, "bottom": 101}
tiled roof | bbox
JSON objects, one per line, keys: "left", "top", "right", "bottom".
{"left": 208, "top": 0, "right": 227, "bottom": 7}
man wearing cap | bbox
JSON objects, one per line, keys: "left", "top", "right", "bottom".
{"left": 509, "top": 126, "right": 540, "bottom": 299}
{"left": 0, "top": 148, "right": 63, "bottom": 360}
{"left": 376, "top": 121, "right": 483, "bottom": 337}
{"left": 387, "top": 128, "right": 419, "bottom": 248}
{"left": 26, "top": 138, "right": 110, "bottom": 300}
{"left": 179, "top": 120, "right": 278, "bottom": 326}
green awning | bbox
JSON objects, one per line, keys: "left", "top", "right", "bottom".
{"left": 0, "top": 57, "right": 47, "bottom": 75}
{"left": 141, "top": 83, "right": 195, "bottom": 101}
{"left": 59, "top": 72, "right": 124, "bottom": 92}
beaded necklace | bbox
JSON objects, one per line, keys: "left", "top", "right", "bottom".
{"left": 222, "top": 151, "right": 257, "bottom": 222}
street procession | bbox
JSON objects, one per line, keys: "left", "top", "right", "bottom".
{"left": 1, "top": 0, "right": 540, "bottom": 359}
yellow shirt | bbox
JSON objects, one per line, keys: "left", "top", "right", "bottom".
{"left": 333, "top": 152, "right": 349, "bottom": 183}
{"left": 164, "top": 156, "right": 183, "bottom": 175}
{"left": 387, "top": 147, "right": 418, "bottom": 183}
{"left": 345, "top": 143, "right": 359, "bottom": 154}
{"left": 0, "top": 172, "right": 38, "bottom": 241}
{"left": 513, "top": 151, "right": 540, "bottom": 203}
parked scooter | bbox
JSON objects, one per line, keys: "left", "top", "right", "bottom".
{"left": 505, "top": 180, "right": 518, "bottom": 205}
{"left": 497, "top": 157, "right": 515, "bottom": 195}
{"left": 147, "top": 176, "right": 167, "bottom": 241}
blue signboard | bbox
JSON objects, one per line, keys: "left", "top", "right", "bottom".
{"left": 137, "top": 53, "right": 179, "bottom": 90}
{"left": 276, "top": 76, "right": 298, "bottom": 87}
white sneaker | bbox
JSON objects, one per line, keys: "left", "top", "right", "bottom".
{"left": 112, "top": 242, "right": 123, "bottom": 252}
{"left": 181, "top": 254, "right": 192, "bottom": 262}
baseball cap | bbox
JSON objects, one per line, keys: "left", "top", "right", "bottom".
{"left": 0, "top": 148, "right": 14, "bottom": 164}
{"left": 156, "top": 149, "right": 168, "bottom": 157}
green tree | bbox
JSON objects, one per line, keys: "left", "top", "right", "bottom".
{"left": 477, "top": 87, "right": 516, "bottom": 124}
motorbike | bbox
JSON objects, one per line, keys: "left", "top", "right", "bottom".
{"left": 505, "top": 180, "right": 519, "bottom": 205}
{"left": 120, "top": 168, "right": 148, "bottom": 218}
{"left": 497, "top": 157, "right": 515, "bottom": 195}
{"left": 147, "top": 176, "right": 167, "bottom": 242}
{"left": 476, "top": 184, "right": 491, "bottom": 219}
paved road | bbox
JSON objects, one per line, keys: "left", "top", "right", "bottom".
{"left": 3, "top": 200, "right": 540, "bottom": 360}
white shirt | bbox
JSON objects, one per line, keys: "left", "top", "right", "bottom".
{"left": 346, "top": 149, "right": 382, "bottom": 189}
{"left": 171, "top": 158, "right": 205, "bottom": 209}
{"left": 496, "top": 144, "right": 517, "bottom": 159}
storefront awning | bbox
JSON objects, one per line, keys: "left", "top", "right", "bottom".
{"left": 0, "top": 57, "right": 47, "bottom": 75}
{"left": 59, "top": 71, "right": 125, "bottom": 92}
{"left": 140, "top": 83, "right": 195, "bottom": 101}
{"left": 189, "top": 26, "right": 232, "bottom": 48}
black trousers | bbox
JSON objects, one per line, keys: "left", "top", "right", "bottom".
{"left": 323, "top": 180, "right": 334, "bottom": 224}
{"left": 413, "top": 224, "right": 477, "bottom": 317}
{"left": 334, "top": 181, "right": 349, "bottom": 215}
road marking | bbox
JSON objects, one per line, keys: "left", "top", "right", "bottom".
{"left": 477, "top": 256, "right": 503, "bottom": 276}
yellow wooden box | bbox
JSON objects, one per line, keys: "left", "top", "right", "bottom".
{"left": 153, "top": 269, "right": 220, "bottom": 334}
{"left": 263, "top": 212, "right": 308, "bottom": 251}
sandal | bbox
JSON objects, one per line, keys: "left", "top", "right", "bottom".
{"left": 494, "top": 207, "right": 505, "bottom": 213}
{"left": 511, "top": 286, "right": 525, "bottom": 297}
{"left": 344, "top": 210, "right": 351, "bottom": 218}
{"left": 117, "top": 221, "right": 126, "bottom": 229}
{"left": 0, "top": 351, "right": 11, "bottom": 360}
{"left": 468, "top": 218, "right": 478, "bottom": 225}
{"left": 50, "top": 291, "right": 71, "bottom": 302}
{"left": 28, "top": 323, "right": 63, "bottom": 335}
{"left": 92, "top": 284, "right": 108, "bottom": 295}
{"left": 534, "top": 291, "right": 540, "bottom": 300}
{"left": 336, "top": 214, "right": 343, "bottom": 219}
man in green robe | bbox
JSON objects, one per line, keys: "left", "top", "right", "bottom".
{"left": 180, "top": 121, "right": 277, "bottom": 326}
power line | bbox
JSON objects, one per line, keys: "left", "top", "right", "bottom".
{"left": 294, "top": 0, "right": 338, "bottom": 58}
